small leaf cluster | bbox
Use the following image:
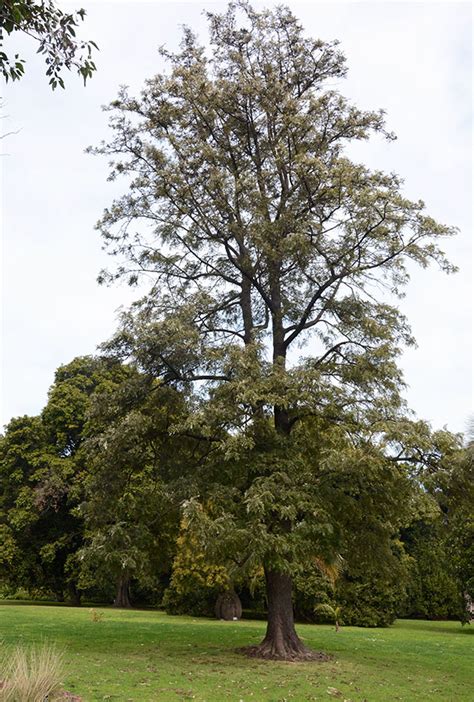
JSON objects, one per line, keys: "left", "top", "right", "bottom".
{"left": 0, "top": 0, "right": 98, "bottom": 88}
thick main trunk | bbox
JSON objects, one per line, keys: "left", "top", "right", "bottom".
{"left": 261, "top": 569, "right": 308, "bottom": 658}
{"left": 114, "top": 572, "right": 131, "bottom": 608}
{"left": 239, "top": 568, "right": 330, "bottom": 661}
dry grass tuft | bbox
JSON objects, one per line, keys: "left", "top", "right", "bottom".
{"left": 89, "top": 608, "right": 103, "bottom": 623}
{"left": 0, "top": 642, "right": 64, "bottom": 702}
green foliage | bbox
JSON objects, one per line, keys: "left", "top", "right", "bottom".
{"left": 399, "top": 445, "right": 473, "bottom": 624}
{"left": 443, "top": 448, "right": 474, "bottom": 606}
{"left": 399, "top": 440, "right": 474, "bottom": 623}
{"left": 401, "top": 520, "right": 464, "bottom": 621}
{"left": 1, "top": 352, "right": 468, "bottom": 625}
{"left": 162, "top": 518, "right": 231, "bottom": 617}
{"left": 162, "top": 583, "right": 216, "bottom": 618}
{"left": 0, "top": 415, "right": 63, "bottom": 595}
{"left": 336, "top": 571, "right": 406, "bottom": 628}
{"left": 0, "top": 524, "right": 17, "bottom": 571}
{"left": 0, "top": 356, "right": 130, "bottom": 602}
{"left": 292, "top": 563, "right": 336, "bottom": 623}
{"left": 0, "top": 0, "right": 97, "bottom": 88}
{"left": 77, "top": 370, "right": 194, "bottom": 603}
{"left": 42, "top": 356, "right": 127, "bottom": 456}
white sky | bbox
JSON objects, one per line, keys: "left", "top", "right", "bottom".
{"left": 0, "top": 1, "right": 472, "bottom": 435}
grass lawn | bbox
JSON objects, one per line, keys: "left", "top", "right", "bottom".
{"left": 0, "top": 603, "right": 472, "bottom": 701}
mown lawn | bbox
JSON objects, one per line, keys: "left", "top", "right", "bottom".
{"left": 0, "top": 603, "right": 472, "bottom": 701}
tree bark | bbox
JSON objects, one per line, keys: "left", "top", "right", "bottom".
{"left": 67, "top": 583, "right": 82, "bottom": 606}
{"left": 114, "top": 572, "right": 131, "bottom": 608}
{"left": 215, "top": 590, "right": 242, "bottom": 620}
{"left": 239, "top": 568, "right": 329, "bottom": 661}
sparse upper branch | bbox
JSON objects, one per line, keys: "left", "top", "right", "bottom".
{"left": 91, "top": 2, "right": 456, "bottom": 410}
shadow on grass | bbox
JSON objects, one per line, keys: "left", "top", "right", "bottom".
{"left": 398, "top": 620, "right": 473, "bottom": 636}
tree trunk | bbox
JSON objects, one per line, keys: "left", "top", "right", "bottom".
{"left": 67, "top": 583, "right": 82, "bottom": 606}
{"left": 114, "top": 572, "right": 131, "bottom": 608}
{"left": 236, "top": 263, "right": 327, "bottom": 661}
{"left": 239, "top": 568, "right": 329, "bottom": 661}
{"left": 215, "top": 590, "right": 242, "bottom": 620}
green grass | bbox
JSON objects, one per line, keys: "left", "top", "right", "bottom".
{"left": 0, "top": 603, "right": 472, "bottom": 701}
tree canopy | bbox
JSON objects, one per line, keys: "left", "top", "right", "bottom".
{"left": 89, "top": 1, "right": 458, "bottom": 659}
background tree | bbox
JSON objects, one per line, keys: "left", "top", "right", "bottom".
{"left": 0, "top": 415, "right": 55, "bottom": 595}
{"left": 401, "top": 518, "right": 464, "bottom": 621}
{"left": 0, "top": 356, "right": 127, "bottom": 603}
{"left": 0, "top": 356, "right": 467, "bottom": 626}
{"left": 447, "top": 431, "right": 474, "bottom": 612}
{"left": 73, "top": 1, "right": 457, "bottom": 659}
{"left": 78, "top": 369, "right": 192, "bottom": 607}
{"left": 412, "top": 436, "right": 474, "bottom": 621}
{"left": 310, "top": 420, "right": 416, "bottom": 628}
{"left": 162, "top": 516, "right": 233, "bottom": 617}
{"left": 0, "top": 0, "right": 97, "bottom": 88}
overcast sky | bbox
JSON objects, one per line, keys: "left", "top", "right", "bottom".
{"left": 1, "top": 1, "right": 472, "bottom": 435}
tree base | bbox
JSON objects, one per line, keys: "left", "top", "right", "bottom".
{"left": 242, "top": 568, "right": 333, "bottom": 661}
{"left": 114, "top": 574, "right": 131, "bottom": 608}
{"left": 236, "top": 641, "right": 331, "bottom": 662}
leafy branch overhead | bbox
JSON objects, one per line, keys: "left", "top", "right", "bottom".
{"left": 0, "top": 0, "right": 98, "bottom": 88}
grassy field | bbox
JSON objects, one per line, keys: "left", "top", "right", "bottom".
{"left": 0, "top": 603, "right": 472, "bottom": 701}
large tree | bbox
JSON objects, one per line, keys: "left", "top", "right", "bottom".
{"left": 90, "top": 2, "right": 456, "bottom": 659}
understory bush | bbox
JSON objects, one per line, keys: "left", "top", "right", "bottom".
{"left": 335, "top": 564, "right": 408, "bottom": 628}
{"left": 162, "top": 581, "right": 219, "bottom": 617}
{"left": 293, "top": 566, "right": 336, "bottom": 623}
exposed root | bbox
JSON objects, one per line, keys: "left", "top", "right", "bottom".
{"left": 236, "top": 642, "right": 332, "bottom": 662}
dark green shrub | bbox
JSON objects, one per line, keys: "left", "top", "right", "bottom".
{"left": 401, "top": 520, "right": 464, "bottom": 620}
{"left": 162, "top": 582, "right": 218, "bottom": 617}
{"left": 293, "top": 566, "right": 336, "bottom": 623}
